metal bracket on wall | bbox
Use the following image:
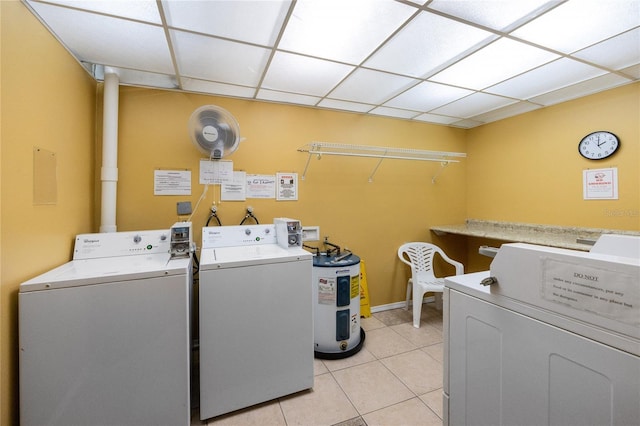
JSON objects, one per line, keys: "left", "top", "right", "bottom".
{"left": 298, "top": 142, "right": 466, "bottom": 183}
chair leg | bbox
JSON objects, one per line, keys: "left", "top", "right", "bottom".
{"left": 413, "top": 285, "right": 426, "bottom": 328}
{"left": 405, "top": 279, "right": 412, "bottom": 310}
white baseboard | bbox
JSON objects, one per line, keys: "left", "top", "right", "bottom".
{"left": 370, "top": 296, "right": 435, "bottom": 314}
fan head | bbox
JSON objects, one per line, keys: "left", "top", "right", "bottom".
{"left": 188, "top": 105, "right": 241, "bottom": 159}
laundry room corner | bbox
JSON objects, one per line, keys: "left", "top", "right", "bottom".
{"left": 1, "top": 2, "right": 97, "bottom": 423}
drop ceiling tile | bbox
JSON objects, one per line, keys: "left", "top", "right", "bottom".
{"left": 163, "top": 0, "right": 291, "bottom": 46}
{"left": 573, "top": 28, "right": 640, "bottom": 71}
{"left": 256, "top": 89, "right": 320, "bottom": 106}
{"left": 427, "top": 0, "right": 560, "bottom": 31}
{"left": 413, "top": 113, "right": 461, "bottom": 125}
{"left": 511, "top": 0, "right": 640, "bottom": 53}
{"left": 384, "top": 81, "right": 473, "bottom": 111}
{"left": 431, "top": 92, "right": 517, "bottom": 118}
{"left": 529, "top": 73, "right": 634, "bottom": 106}
{"left": 620, "top": 64, "right": 640, "bottom": 79}
{"left": 278, "top": 0, "right": 415, "bottom": 64}
{"left": 172, "top": 30, "right": 270, "bottom": 86}
{"left": 328, "top": 69, "right": 419, "bottom": 104}
{"left": 470, "top": 101, "right": 542, "bottom": 123}
{"left": 369, "top": 107, "right": 419, "bottom": 119}
{"left": 364, "top": 11, "right": 496, "bottom": 77}
{"left": 261, "top": 52, "right": 354, "bottom": 96}
{"left": 486, "top": 58, "right": 607, "bottom": 99}
{"left": 431, "top": 38, "right": 560, "bottom": 90}
{"left": 28, "top": 2, "right": 174, "bottom": 73}
{"left": 28, "top": 0, "right": 162, "bottom": 24}
{"left": 318, "top": 99, "right": 373, "bottom": 113}
{"left": 182, "top": 78, "right": 256, "bottom": 98}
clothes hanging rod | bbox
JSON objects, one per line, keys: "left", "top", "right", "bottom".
{"left": 298, "top": 142, "right": 466, "bottom": 161}
{"left": 298, "top": 142, "right": 466, "bottom": 182}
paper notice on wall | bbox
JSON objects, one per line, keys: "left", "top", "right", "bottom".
{"left": 154, "top": 169, "right": 191, "bottom": 195}
{"left": 246, "top": 174, "right": 276, "bottom": 199}
{"left": 277, "top": 172, "right": 298, "bottom": 201}
{"left": 200, "top": 159, "right": 233, "bottom": 184}
{"left": 221, "top": 171, "right": 246, "bottom": 201}
{"left": 583, "top": 167, "right": 618, "bottom": 200}
{"left": 541, "top": 257, "right": 639, "bottom": 326}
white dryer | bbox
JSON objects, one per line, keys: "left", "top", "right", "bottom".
{"left": 199, "top": 224, "right": 313, "bottom": 420}
{"left": 444, "top": 235, "right": 640, "bottom": 426}
{"left": 19, "top": 230, "right": 192, "bottom": 426}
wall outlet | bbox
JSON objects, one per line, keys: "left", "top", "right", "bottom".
{"left": 302, "top": 226, "right": 320, "bottom": 242}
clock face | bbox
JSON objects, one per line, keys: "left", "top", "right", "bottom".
{"left": 578, "top": 131, "right": 619, "bottom": 160}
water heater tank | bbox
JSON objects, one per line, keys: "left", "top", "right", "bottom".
{"left": 312, "top": 253, "right": 365, "bottom": 359}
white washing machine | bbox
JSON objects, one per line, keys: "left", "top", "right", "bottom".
{"left": 19, "top": 230, "right": 192, "bottom": 426}
{"left": 444, "top": 235, "right": 640, "bottom": 426}
{"left": 199, "top": 224, "right": 313, "bottom": 420}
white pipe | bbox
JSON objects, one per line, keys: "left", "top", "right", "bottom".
{"left": 100, "top": 71, "right": 119, "bottom": 233}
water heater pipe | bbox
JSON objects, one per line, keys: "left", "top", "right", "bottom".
{"left": 100, "top": 71, "right": 119, "bottom": 233}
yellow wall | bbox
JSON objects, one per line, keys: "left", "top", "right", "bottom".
{"left": 111, "top": 87, "right": 469, "bottom": 308}
{"left": 1, "top": 1, "right": 97, "bottom": 423}
{"left": 467, "top": 83, "right": 639, "bottom": 228}
{"left": 463, "top": 83, "right": 640, "bottom": 271}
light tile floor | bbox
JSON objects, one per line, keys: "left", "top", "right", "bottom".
{"left": 194, "top": 306, "right": 444, "bottom": 426}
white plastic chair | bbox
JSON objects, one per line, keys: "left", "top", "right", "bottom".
{"left": 397, "top": 242, "right": 464, "bottom": 328}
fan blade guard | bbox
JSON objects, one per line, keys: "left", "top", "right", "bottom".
{"left": 188, "top": 105, "right": 240, "bottom": 159}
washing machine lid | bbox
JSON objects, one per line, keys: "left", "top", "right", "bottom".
{"left": 20, "top": 253, "right": 190, "bottom": 292}
{"left": 200, "top": 244, "right": 311, "bottom": 270}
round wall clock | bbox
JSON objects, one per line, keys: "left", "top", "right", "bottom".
{"left": 578, "top": 131, "right": 620, "bottom": 160}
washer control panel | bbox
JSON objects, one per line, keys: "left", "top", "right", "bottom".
{"left": 202, "top": 224, "right": 277, "bottom": 249}
{"left": 73, "top": 230, "right": 170, "bottom": 260}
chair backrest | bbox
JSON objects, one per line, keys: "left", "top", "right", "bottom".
{"left": 397, "top": 242, "right": 442, "bottom": 280}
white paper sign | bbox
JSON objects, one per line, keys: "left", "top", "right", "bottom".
{"left": 541, "top": 258, "right": 639, "bottom": 326}
{"left": 246, "top": 174, "right": 276, "bottom": 199}
{"left": 277, "top": 172, "right": 298, "bottom": 201}
{"left": 317, "top": 277, "right": 336, "bottom": 305}
{"left": 154, "top": 170, "right": 191, "bottom": 195}
{"left": 583, "top": 167, "right": 618, "bottom": 200}
{"left": 200, "top": 159, "right": 233, "bottom": 184}
{"left": 221, "top": 171, "right": 246, "bottom": 201}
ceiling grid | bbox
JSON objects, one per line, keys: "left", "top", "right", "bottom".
{"left": 23, "top": 0, "right": 640, "bottom": 128}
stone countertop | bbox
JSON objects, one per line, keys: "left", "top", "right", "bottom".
{"left": 430, "top": 219, "right": 640, "bottom": 251}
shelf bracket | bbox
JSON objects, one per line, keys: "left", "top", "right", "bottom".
{"left": 431, "top": 161, "right": 450, "bottom": 184}
{"left": 301, "top": 152, "right": 314, "bottom": 181}
{"left": 368, "top": 151, "right": 387, "bottom": 182}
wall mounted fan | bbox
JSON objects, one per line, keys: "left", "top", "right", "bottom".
{"left": 188, "top": 105, "right": 241, "bottom": 159}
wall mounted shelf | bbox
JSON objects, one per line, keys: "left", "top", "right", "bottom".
{"left": 298, "top": 142, "right": 467, "bottom": 183}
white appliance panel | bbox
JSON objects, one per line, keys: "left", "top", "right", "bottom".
{"left": 20, "top": 254, "right": 188, "bottom": 291}
{"left": 202, "top": 224, "right": 277, "bottom": 248}
{"left": 74, "top": 229, "right": 171, "bottom": 259}
{"left": 488, "top": 243, "right": 640, "bottom": 350}
{"left": 200, "top": 244, "right": 310, "bottom": 269}
{"left": 199, "top": 253, "right": 313, "bottom": 419}
{"left": 446, "top": 286, "right": 639, "bottom": 426}
{"left": 19, "top": 272, "right": 192, "bottom": 426}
